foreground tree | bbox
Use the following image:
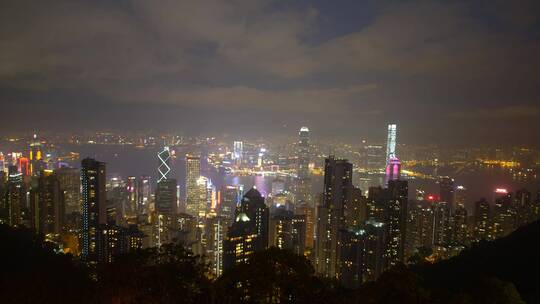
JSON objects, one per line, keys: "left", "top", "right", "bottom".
{"left": 0, "top": 224, "right": 93, "bottom": 304}
{"left": 97, "top": 244, "right": 212, "bottom": 304}
{"left": 214, "top": 247, "right": 344, "bottom": 304}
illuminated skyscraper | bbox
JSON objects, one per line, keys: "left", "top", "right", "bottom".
{"left": 223, "top": 188, "right": 269, "bottom": 271}
{"left": 297, "top": 127, "right": 310, "bottom": 179}
{"left": 205, "top": 215, "right": 228, "bottom": 277}
{"left": 406, "top": 200, "right": 434, "bottom": 257}
{"left": 432, "top": 201, "right": 452, "bottom": 246}
{"left": 81, "top": 158, "right": 106, "bottom": 263}
{"left": 514, "top": 188, "right": 532, "bottom": 227}
{"left": 29, "top": 133, "right": 44, "bottom": 175}
{"left": 185, "top": 155, "right": 201, "bottom": 217}
{"left": 385, "top": 179, "right": 408, "bottom": 268}
{"left": 155, "top": 178, "right": 178, "bottom": 246}
{"left": 5, "top": 165, "right": 24, "bottom": 226}
{"left": 137, "top": 175, "right": 151, "bottom": 214}
{"left": 384, "top": 157, "right": 401, "bottom": 185}
{"left": 0, "top": 152, "right": 5, "bottom": 172}
{"left": 363, "top": 220, "right": 386, "bottom": 282}
{"left": 439, "top": 177, "right": 455, "bottom": 208}
{"left": 455, "top": 185, "right": 467, "bottom": 209}
{"left": 18, "top": 157, "right": 30, "bottom": 177}
{"left": 126, "top": 176, "right": 137, "bottom": 217}
{"left": 155, "top": 178, "right": 178, "bottom": 217}
{"left": 296, "top": 127, "right": 311, "bottom": 205}
{"left": 473, "top": 198, "right": 491, "bottom": 242}
{"left": 344, "top": 187, "right": 367, "bottom": 229}
{"left": 157, "top": 146, "right": 171, "bottom": 183}
{"left": 56, "top": 167, "right": 81, "bottom": 215}
{"left": 315, "top": 156, "right": 353, "bottom": 277}
{"left": 492, "top": 188, "right": 515, "bottom": 238}
{"left": 31, "top": 170, "right": 64, "bottom": 235}
{"left": 232, "top": 141, "right": 243, "bottom": 167}
{"left": 337, "top": 228, "right": 365, "bottom": 289}
{"left": 295, "top": 201, "right": 315, "bottom": 250}
{"left": 385, "top": 124, "right": 397, "bottom": 165}
{"left": 268, "top": 209, "right": 305, "bottom": 256}
{"left": 453, "top": 204, "right": 468, "bottom": 246}
{"left": 197, "top": 176, "right": 215, "bottom": 218}
{"left": 219, "top": 185, "right": 242, "bottom": 222}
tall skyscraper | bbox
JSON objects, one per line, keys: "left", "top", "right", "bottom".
{"left": 385, "top": 179, "right": 408, "bottom": 267}
{"left": 406, "top": 200, "right": 434, "bottom": 258}
{"left": 126, "top": 176, "right": 138, "bottom": 218}
{"left": 492, "top": 188, "right": 515, "bottom": 238}
{"left": 295, "top": 201, "right": 315, "bottom": 250}
{"left": 453, "top": 204, "right": 468, "bottom": 246}
{"left": 296, "top": 127, "right": 311, "bottom": 205}
{"left": 219, "top": 185, "right": 242, "bottom": 222}
{"left": 157, "top": 146, "right": 171, "bottom": 183}
{"left": 337, "top": 228, "right": 366, "bottom": 289}
{"left": 32, "top": 170, "right": 64, "bottom": 235}
{"left": 56, "top": 167, "right": 81, "bottom": 215}
{"left": 197, "top": 176, "right": 214, "bottom": 218}
{"left": 473, "top": 198, "right": 491, "bottom": 242}
{"left": 514, "top": 188, "right": 532, "bottom": 227}
{"left": 137, "top": 175, "right": 151, "bottom": 214}
{"left": 315, "top": 156, "right": 353, "bottom": 277}
{"left": 385, "top": 124, "right": 397, "bottom": 165}
{"left": 439, "top": 177, "right": 455, "bottom": 208}
{"left": 81, "top": 158, "right": 106, "bottom": 263}
{"left": 155, "top": 178, "right": 178, "bottom": 246}
{"left": 432, "top": 201, "right": 452, "bottom": 246}
{"left": 454, "top": 185, "right": 467, "bottom": 209}
{"left": 232, "top": 141, "right": 243, "bottom": 167}
{"left": 29, "top": 133, "right": 44, "bottom": 175}
{"left": 223, "top": 188, "right": 269, "bottom": 271}
{"left": 155, "top": 178, "right": 178, "bottom": 217}
{"left": 185, "top": 154, "right": 201, "bottom": 217}
{"left": 5, "top": 165, "right": 25, "bottom": 226}
{"left": 363, "top": 220, "right": 386, "bottom": 282}
{"left": 297, "top": 127, "right": 310, "bottom": 179}
{"left": 205, "top": 215, "right": 228, "bottom": 277}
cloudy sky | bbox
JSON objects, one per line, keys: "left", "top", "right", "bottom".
{"left": 1, "top": 0, "right": 539, "bottom": 145}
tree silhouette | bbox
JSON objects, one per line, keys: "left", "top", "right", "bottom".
{"left": 214, "top": 247, "right": 345, "bottom": 303}
{"left": 0, "top": 224, "right": 93, "bottom": 303}
{"left": 97, "top": 243, "right": 212, "bottom": 304}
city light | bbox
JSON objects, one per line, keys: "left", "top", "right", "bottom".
{"left": 1, "top": 1, "right": 539, "bottom": 301}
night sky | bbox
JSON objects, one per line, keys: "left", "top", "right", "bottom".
{"left": 1, "top": 0, "right": 540, "bottom": 145}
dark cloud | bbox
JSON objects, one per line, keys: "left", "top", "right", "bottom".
{"left": 0, "top": 0, "right": 539, "bottom": 145}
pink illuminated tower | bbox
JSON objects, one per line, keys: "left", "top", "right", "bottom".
{"left": 385, "top": 157, "right": 401, "bottom": 184}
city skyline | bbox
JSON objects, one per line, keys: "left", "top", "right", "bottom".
{"left": 1, "top": 1, "right": 540, "bottom": 302}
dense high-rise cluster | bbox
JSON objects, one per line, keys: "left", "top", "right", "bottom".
{"left": 0, "top": 128, "right": 539, "bottom": 290}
